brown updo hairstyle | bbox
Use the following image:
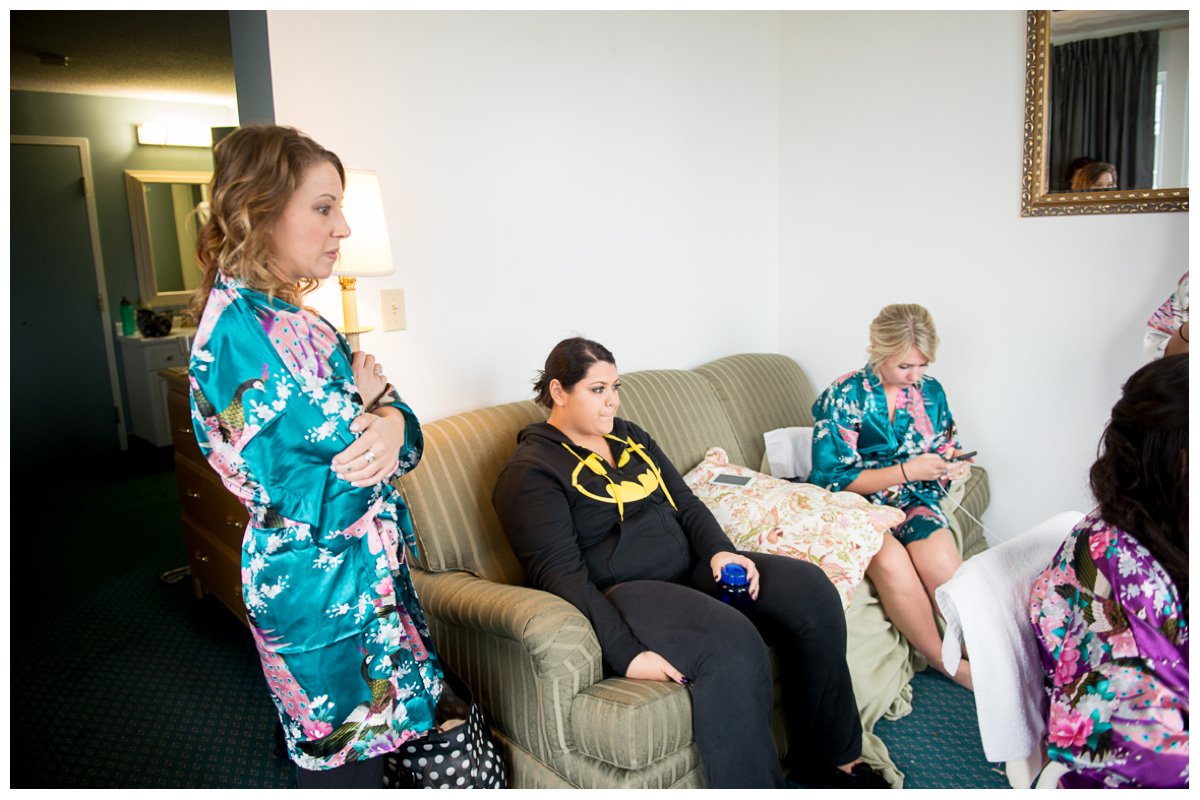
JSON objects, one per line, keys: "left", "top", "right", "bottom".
{"left": 187, "top": 125, "right": 345, "bottom": 321}
{"left": 532, "top": 337, "right": 616, "bottom": 409}
{"left": 1070, "top": 161, "right": 1117, "bottom": 192}
{"left": 866, "top": 303, "right": 940, "bottom": 378}
{"left": 1089, "top": 354, "right": 1188, "bottom": 605}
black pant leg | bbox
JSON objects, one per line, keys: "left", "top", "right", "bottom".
{"left": 605, "top": 580, "right": 784, "bottom": 788}
{"left": 688, "top": 553, "right": 862, "bottom": 770}
{"left": 296, "top": 754, "right": 386, "bottom": 788}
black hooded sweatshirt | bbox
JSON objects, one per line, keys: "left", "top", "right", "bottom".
{"left": 492, "top": 418, "right": 735, "bottom": 675}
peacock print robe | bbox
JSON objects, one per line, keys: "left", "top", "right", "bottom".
{"left": 188, "top": 271, "right": 441, "bottom": 771}
{"left": 1030, "top": 509, "right": 1189, "bottom": 788}
{"left": 809, "top": 366, "right": 960, "bottom": 546}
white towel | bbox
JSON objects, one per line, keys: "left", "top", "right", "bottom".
{"left": 935, "top": 511, "right": 1085, "bottom": 764}
{"left": 762, "top": 426, "right": 813, "bottom": 480}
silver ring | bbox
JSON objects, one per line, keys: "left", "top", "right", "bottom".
{"left": 373, "top": 366, "right": 384, "bottom": 377}
{"left": 364, "top": 449, "right": 376, "bottom": 464}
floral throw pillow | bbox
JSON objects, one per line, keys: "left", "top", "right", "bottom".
{"left": 682, "top": 446, "right": 903, "bottom": 610}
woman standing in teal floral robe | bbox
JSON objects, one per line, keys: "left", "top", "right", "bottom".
{"left": 810, "top": 304, "right": 975, "bottom": 690}
{"left": 186, "top": 126, "right": 441, "bottom": 787}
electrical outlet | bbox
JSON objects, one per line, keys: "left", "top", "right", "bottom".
{"left": 381, "top": 288, "right": 406, "bottom": 331}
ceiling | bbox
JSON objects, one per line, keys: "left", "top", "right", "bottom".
{"left": 10, "top": 10, "right": 237, "bottom": 106}
{"left": 1050, "top": 10, "right": 1189, "bottom": 44}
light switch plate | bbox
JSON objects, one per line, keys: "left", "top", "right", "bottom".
{"left": 380, "top": 288, "right": 406, "bottom": 331}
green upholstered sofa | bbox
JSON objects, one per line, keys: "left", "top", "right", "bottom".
{"left": 394, "top": 353, "right": 990, "bottom": 788}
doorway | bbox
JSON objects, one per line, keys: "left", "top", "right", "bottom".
{"left": 11, "top": 135, "right": 127, "bottom": 459}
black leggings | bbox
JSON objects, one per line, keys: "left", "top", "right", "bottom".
{"left": 296, "top": 754, "right": 385, "bottom": 788}
{"left": 605, "top": 551, "right": 861, "bottom": 788}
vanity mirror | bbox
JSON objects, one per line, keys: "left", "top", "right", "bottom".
{"left": 125, "top": 169, "right": 212, "bottom": 306}
{"left": 1022, "top": 10, "right": 1188, "bottom": 216}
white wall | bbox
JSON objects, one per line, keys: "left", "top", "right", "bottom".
{"left": 266, "top": 10, "right": 1188, "bottom": 545}
{"left": 779, "top": 11, "right": 1189, "bottom": 542}
{"left": 267, "top": 11, "right": 781, "bottom": 418}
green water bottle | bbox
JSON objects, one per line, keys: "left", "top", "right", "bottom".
{"left": 120, "top": 296, "right": 136, "bottom": 335}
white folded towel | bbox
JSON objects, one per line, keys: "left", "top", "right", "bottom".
{"left": 935, "top": 511, "right": 1085, "bottom": 764}
{"left": 763, "top": 426, "right": 813, "bottom": 480}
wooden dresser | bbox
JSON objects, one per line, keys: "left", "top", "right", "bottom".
{"left": 161, "top": 367, "right": 248, "bottom": 624}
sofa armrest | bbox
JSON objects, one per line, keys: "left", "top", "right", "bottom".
{"left": 411, "top": 568, "right": 606, "bottom": 761}
{"left": 412, "top": 569, "right": 604, "bottom": 680}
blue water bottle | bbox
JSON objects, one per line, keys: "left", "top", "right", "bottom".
{"left": 719, "top": 564, "right": 753, "bottom": 615}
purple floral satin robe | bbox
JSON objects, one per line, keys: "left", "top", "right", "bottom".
{"left": 1030, "top": 509, "right": 1189, "bottom": 788}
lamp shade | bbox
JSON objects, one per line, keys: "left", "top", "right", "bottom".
{"left": 336, "top": 169, "right": 395, "bottom": 278}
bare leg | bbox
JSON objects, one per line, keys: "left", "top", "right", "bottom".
{"left": 866, "top": 532, "right": 973, "bottom": 691}
{"left": 905, "top": 528, "right": 964, "bottom": 619}
{"left": 905, "top": 527, "right": 972, "bottom": 690}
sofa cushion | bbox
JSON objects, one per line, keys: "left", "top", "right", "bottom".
{"left": 694, "top": 353, "right": 819, "bottom": 474}
{"left": 682, "top": 446, "right": 900, "bottom": 611}
{"left": 616, "top": 369, "right": 746, "bottom": 470}
{"left": 397, "top": 400, "right": 546, "bottom": 582}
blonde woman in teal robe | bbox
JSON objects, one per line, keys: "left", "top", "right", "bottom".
{"left": 810, "top": 304, "right": 975, "bottom": 691}
{"left": 186, "top": 126, "right": 441, "bottom": 787}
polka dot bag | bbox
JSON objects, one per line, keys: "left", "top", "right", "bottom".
{"left": 384, "top": 672, "right": 506, "bottom": 789}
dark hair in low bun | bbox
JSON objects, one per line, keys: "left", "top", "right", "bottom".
{"left": 1089, "top": 354, "right": 1188, "bottom": 605}
{"left": 533, "top": 337, "right": 616, "bottom": 408}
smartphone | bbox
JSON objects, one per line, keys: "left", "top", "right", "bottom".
{"left": 709, "top": 473, "right": 755, "bottom": 488}
{"left": 949, "top": 450, "right": 977, "bottom": 462}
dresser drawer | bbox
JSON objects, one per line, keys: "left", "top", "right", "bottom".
{"left": 141, "top": 339, "right": 189, "bottom": 371}
{"left": 167, "top": 388, "right": 206, "bottom": 465}
{"left": 184, "top": 520, "right": 247, "bottom": 624}
{"left": 175, "top": 455, "right": 249, "bottom": 552}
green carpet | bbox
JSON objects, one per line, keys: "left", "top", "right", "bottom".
{"left": 10, "top": 442, "right": 1008, "bottom": 789}
{"left": 872, "top": 669, "right": 1010, "bottom": 789}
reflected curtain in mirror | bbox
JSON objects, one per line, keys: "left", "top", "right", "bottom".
{"left": 1049, "top": 30, "right": 1158, "bottom": 193}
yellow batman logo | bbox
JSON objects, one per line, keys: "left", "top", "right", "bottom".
{"left": 605, "top": 471, "right": 659, "bottom": 503}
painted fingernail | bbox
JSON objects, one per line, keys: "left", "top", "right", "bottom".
{"left": 680, "top": 677, "right": 688, "bottom": 685}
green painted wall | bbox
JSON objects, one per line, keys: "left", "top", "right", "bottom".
{"left": 10, "top": 90, "right": 236, "bottom": 318}
{"left": 11, "top": 90, "right": 237, "bottom": 442}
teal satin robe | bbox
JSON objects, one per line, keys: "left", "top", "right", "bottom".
{"left": 188, "top": 272, "right": 441, "bottom": 770}
{"left": 809, "top": 366, "right": 959, "bottom": 545}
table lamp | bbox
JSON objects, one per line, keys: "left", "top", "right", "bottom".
{"left": 335, "top": 168, "right": 394, "bottom": 350}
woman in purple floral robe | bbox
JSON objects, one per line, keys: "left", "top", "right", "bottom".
{"left": 1030, "top": 355, "right": 1188, "bottom": 788}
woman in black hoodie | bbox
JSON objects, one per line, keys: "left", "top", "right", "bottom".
{"left": 492, "top": 338, "right": 887, "bottom": 789}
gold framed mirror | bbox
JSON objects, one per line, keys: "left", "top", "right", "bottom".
{"left": 125, "top": 169, "right": 212, "bottom": 307}
{"left": 1022, "top": 10, "right": 1188, "bottom": 216}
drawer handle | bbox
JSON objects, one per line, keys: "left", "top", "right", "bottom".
{"left": 187, "top": 489, "right": 202, "bottom": 499}
{"left": 165, "top": 354, "right": 176, "bottom": 361}
{"left": 193, "top": 551, "right": 211, "bottom": 563}
{"left": 178, "top": 426, "right": 193, "bottom": 435}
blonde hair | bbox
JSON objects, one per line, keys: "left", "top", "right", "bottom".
{"left": 866, "top": 303, "right": 940, "bottom": 376}
{"left": 187, "top": 125, "right": 344, "bottom": 322}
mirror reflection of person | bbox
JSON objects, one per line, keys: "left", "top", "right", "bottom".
{"left": 186, "top": 125, "right": 443, "bottom": 788}
{"left": 809, "top": 304, "right": 974, "bottom": 691}
{"left": 1070, "top": 161, "right": 1117, "bottom": 192}
{"left": 492, "top": 338, "right": 891, "bottom": 789}
{"left": 1144, "top": 271, "right": 1189, "bottom": 362}
{"left": 1029, "top": 354, "right": 1188, "bottom": 789}
{"left": 1065, "top": 156, "right": 1096, "bottom": 191}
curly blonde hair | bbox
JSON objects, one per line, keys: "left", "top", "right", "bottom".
{"left": 866, "top": 303, "right": 940, "bottom": 376}
{"left": 187, "top": 125, "right": 344, "bottom": 321}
